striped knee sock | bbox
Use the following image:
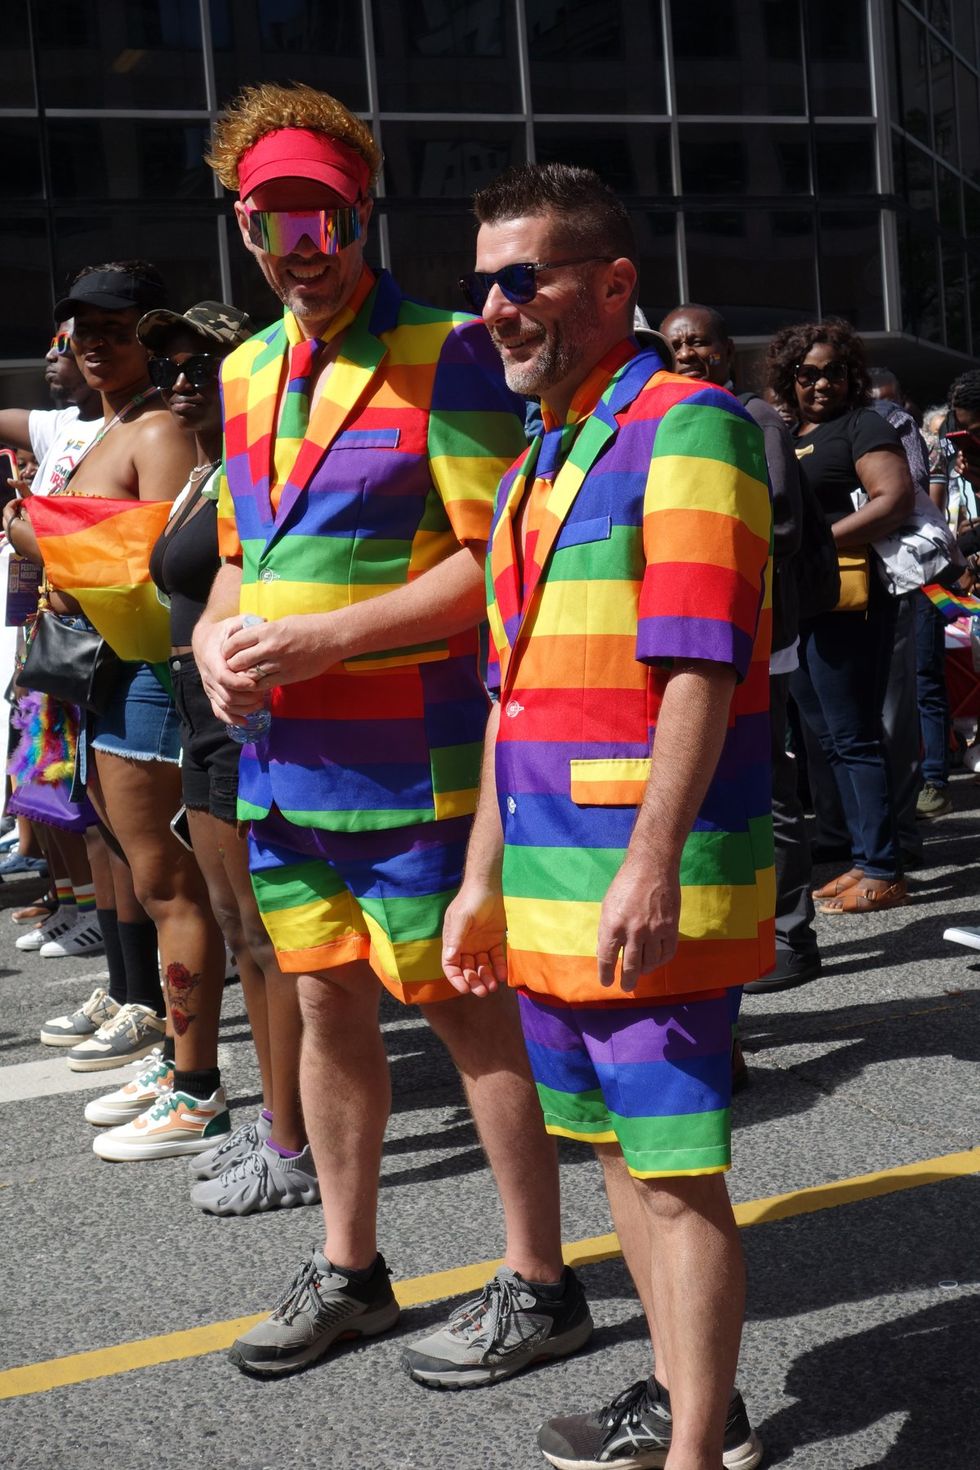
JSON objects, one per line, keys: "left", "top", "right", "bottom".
{"left": 72, "top": 882, "right": 96, "bottom": 916}
{"left": 54, "top": 877, "right": 75, "bottom": 912}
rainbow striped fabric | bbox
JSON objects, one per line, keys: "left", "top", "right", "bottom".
{"left": 488, "top": 343, "right": 774, "bottom": 1006}
{"left": 216, "top": 267, "right": 527, "bottom": 833}
{"left": 920, "top": 581, "right": 980, "bottom": 621}
{"left": 25, "top": 495, "right": 172, "bottom": 663}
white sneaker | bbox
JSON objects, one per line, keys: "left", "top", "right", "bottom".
{"left": 40, "top": 986, "right": 119, "bottom": 1046}
{"left": 16, "top": 908, "right": 70, "bottom": 952}
{"left": 66, "top": 1003, "right": 166, "bottom": 1072}
{"left": 84, "top": 1048, "right": 175, "bottom": 1125}
{"left": 40, "top": 911, "right": 105, "bottom": 959}
{"left": 93, "top": 1086, "right": 231, "bottom": 1161}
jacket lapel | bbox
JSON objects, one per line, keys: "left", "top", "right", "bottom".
{"left": 488, "top": 440, "right": 539, "bottom": 689}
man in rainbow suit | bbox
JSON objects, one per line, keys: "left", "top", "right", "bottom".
{"left": 443, "top": 163, "right": 773, "bottom": 1470}
{"left": 193, "top": 85, "right": 593, "bottom": 1383}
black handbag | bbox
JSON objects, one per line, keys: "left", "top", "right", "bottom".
{"left": 19, "top": 608, "right": 123, "bottom": 714}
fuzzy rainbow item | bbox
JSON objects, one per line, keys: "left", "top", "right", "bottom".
{"left": 920, "top": 581, "right": 980, "bottom": 622}
{"left": 8, "top": 689, "right": 76, "bottom": 785}
{"left": 25, "top": 495, "right": 172, "bottom": 662}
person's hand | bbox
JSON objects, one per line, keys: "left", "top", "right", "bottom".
{"left": 596, "top": 855, "right": 680, "bottom": 991}
{"left": 192, "top": 615, "right": 266, "bottom": 725}
{"left": 222, "top": 614, "right": 340, "bottom": 690}
{"left": 442, "top": 881, "right": 508, "bottom": 997}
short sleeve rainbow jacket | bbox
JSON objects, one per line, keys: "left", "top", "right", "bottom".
{"left": 487, "top": 343, "right": 775, "bottom": 1004}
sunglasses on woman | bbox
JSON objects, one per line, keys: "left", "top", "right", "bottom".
{"left": 244, "top": 205, "right": 362, "bottom": 256}
{"left": 458, "top": 256, "right": 613, "bottom": 313}
{"left": 148, "top": 354, "right": 222, "bottom": 391}
{"left": 794, "top": 362, "right": 848, "bottom": 388}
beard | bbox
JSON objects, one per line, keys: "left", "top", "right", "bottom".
{"left": 495, "top": 286, "right": 601, "bottom": 399}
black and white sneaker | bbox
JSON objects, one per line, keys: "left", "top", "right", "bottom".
{"left": 538, "top": 1377, "right": 763, "bottom": 1470}
{"left": 39, "top": 911, "right": 104, "bottom": 958}
{"left": 402, "top": 1266, "right": 593, "bottom": 1389}
{"left": 228, "top": 1251, "right": 400, "bottom": 1377}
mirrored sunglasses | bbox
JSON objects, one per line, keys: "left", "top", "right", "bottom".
{"left": 794, "top": 361, "right": 848, "bottom": 388}
{"left": 49, "top": 332, "right": 72, "bottom": 355}
{"left": 245, "top": 205, "right": 362, "bottom": 257}
{"left": 458, "top": 256, "right": 613, "bottom": 313}
{"left": 148, "top": 354, "right": 222, "bottom": 391}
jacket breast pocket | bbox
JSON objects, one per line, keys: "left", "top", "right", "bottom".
{"left": 333, "top": 428, "right": 401, "bottom": 450}
{"left": 554, "top": 515, "right": 612, "bottom": 550}
{"left": 569, "top": 757, "right": 651, "bottom": 806}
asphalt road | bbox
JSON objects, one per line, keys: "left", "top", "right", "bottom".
{"left": 1, "top": 780, "right": 979, "bottom": 1470}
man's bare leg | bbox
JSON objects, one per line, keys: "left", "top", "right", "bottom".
{"left": 297, "top": 959, "right": 389, "bottom": 1270}
{"left": 596, "top": 1143, "right": 662, "bottom": 1363}
{"left": 421, "top": 986, "right": 563, "bottom": 1282}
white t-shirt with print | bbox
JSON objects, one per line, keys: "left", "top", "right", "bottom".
{"left": 28, "top": 406, "right": 103, "bottom": 497}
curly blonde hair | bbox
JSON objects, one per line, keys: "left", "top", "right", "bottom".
{"left": 206, "top": 82, "right": 381, "bottom": 193}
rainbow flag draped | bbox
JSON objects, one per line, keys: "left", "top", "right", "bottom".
{"left": 921, "top": 581, "right": 980, "bottom": 622}
{"left": 25, "top": 496, "right": 172, "bottom": 663}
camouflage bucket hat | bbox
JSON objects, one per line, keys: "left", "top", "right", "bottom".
{"left": 136, "top": 300, "right": 254, "bottom": 353}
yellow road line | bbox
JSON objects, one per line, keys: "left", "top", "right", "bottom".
{"left": 2, "top": 1145, "right": 977, "bottom": 1402}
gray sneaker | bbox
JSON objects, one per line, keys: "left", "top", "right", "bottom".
{"left": 40, "top": 986, "right": 119, "bottom": 1046}
{"left": 229, "top": 1251, "right": 400, "bottom": 1377}
{"left": 191, "top": 1140, "right": 320, "bottom": 1216}
{"left": 66, "top": 1003, "right": 166, "bottom": 1072}
{"left": 188, "top": 1109, "right": 271, "bottom": 1181}
{"left": 402, "top": 1266, "right": 593, "bottom": 1389}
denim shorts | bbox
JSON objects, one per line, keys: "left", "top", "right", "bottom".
{"left": 170, "top": 653, "right": 240, "bottom": 825}
{"left": 89, "top": 661, "right": 182, "bottom": 764}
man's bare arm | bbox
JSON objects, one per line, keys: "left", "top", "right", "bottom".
{"left": 0, "top": 410, "right": 33, "bottom": 454}
{"left": 597, "top": 659, "right": 738, "bottom": 991}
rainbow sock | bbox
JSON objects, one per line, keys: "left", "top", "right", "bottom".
{"left": 54, "top": 877, "right": 73, "bottom": 909}
{"left": 73, "top": 882, "right": 96, "bottom": 915}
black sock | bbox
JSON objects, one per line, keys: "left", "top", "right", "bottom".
{"left": 118, "top": 918, "right": 163, "bottom": 1016}
{"left": 173, "top": 1066, "right": 221, "bottom": 1099}
{"left": 525, "top": 1272, "right": 567, "bottom": 1299}
{"left": 162, "top": 1033, "right": 176, "bottom": 1063}
{"left": 336, "top": 1255, "right": 380, "bottom": 1283}
{"left": 97, "top": 908, "right": 127, "bottom": 1006}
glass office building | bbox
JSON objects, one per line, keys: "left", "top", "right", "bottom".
{"left": 1, "top": 0, "right": 977, "bottom": 404}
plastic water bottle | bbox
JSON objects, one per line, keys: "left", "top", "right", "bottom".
{"left": 225, "top": 614, "right": 272, "bottom": 745}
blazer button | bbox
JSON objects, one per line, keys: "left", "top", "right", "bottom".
{"left": 505, "top": 700, "right": 523, "bottom": 718}
{"left": 260, "top": 568, "right": 279, "bottom": 582}
{"left": 506, "top": 796, "right": 517, "bottom": 814}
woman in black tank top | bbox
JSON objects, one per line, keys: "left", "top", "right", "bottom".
{"left": 142, "top": 304, "right": 310, "bottom": 1205}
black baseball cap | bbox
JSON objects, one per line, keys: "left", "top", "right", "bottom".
{"left": 54, "top": 268, "right": 167, "bottom": 323}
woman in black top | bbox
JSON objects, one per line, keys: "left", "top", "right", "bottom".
{"left": 142, "top": 303, "right": 311, "bottom": 1212}
{"left": 767, "top": 320, "right": 914, "bottom": 913}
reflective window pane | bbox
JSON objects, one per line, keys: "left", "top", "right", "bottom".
{"left": 958, "top": 65, "right": 980, "bottom": 186}
{"left": 679, "top": 125, "right": 810, "bottom": 196}
{"left": 210, "top": 0, "right": 367, "bottom": 111}
{"left": 525, "top": 1, "right": 666, "bottom": 115}
{"left": 670, "top": 0, "right": 805, "bottom": 115}
{"left": 0, "top": 216, "right": 52, "bottom": 358}
{"left": 0, "top": 122, "right": 45, "bottom": 201}
{"left": 382, "top": 208, "right": 481, "bottom": 310}
{"left": 894, "top": 8, "right": 931, "bottom": 146}
{"left": 0, "top": 0, "right": 36, "bottom": 108}
{"left": 892, "top": 133, "right": 936, "bottom": 212}
{"left": 942, "top": 242, "right": 968, "bottom": 351}
{"left": 373, "top": 0, "right": 520, "bottom": 113}
{"left": 534, "top": 124, "right": 672, "bottom": 197}
{"left": 631, "top": 212, "right": 680, "bottom": 326}
{"left": 936, "top": 164, "right": 963, "bottom": 233}
{"left": 930, "top": 35, "right": 958, "bottom": 165}
{"left": 382, "top": 122, "right": 524, "bottom": 198}
{"left": 47, "top": 121, "right": 211, "bottom": 201}
{"left": 806, "top": 0, "right": 872, "bottom": 114}
{"left": 898, "top": 215, "right": 943, "bottom": 342}
{"left": 684, "top": 209, "right": 818, "bottom": 335}
{"left": 818, "top": 210, "right": 884, "bottom": 331}
{"left": 52, "top": 210, "right": 224, "bottom": 317}
{"left": 951, "top": 0, "right": 977, "bottom": 62}
{"left": 928, "top": 0, "right": 952, "bottom": 40}
{"left": 815, "top": 126, "right": 876, "bottom": 196}
{"left": 36, "top": 0, "right": 206, "bottom": 110}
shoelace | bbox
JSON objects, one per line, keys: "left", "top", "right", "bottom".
{"left": 80, "top": 987, "right": 111, "bottom": 1021}
{"left": 446, "top": 1274, "right": 540, "bottom": 1351}
{"left": 207, "top": 1119, "right": 258, "bottom": 1164}
{"left": 220, "top": 1147, "right": 267, "bottom": 1187}
{"left": 272, "top": 1256, "right": 323, "bottom": 1325}
{"left": 598, "top": 1380, "right": 661, "bottom": 1434}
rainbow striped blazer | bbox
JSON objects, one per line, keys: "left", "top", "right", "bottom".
{"left": 487, "top": 344, "right": 775, "bottom": 1005}
{"left": 216, "top": 270, "right": 526, "bottom": 833}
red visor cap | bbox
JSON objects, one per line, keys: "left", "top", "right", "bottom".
{"left": 237, "top": 128, "right": 372, "bottom": 204}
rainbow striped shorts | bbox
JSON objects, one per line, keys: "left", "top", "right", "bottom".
{"left": 248, "top": 808, "right": 470, "bottom": 1004}
{"left": 517, "top": 987, "right": 740, "bottom": 1178}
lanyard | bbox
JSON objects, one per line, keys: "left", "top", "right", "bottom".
{"left": 57, "top": 385, "right": 160, "bottom": 495}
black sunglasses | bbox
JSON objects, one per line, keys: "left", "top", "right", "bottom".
{"left": 148, "top": 354, "right": 222, "bottom": 391}
{"left": 794, "top": 361, "right": 848, "bottom": 388}
{"left": 458, "top": 256, "right": 613, "bottom": 313}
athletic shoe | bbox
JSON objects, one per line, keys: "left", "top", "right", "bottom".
{"left": 537, "top": 1378, "right": 763, "bottom": 1470}
{"left": 83, "top": 1048, "right": 175, "bottom": 1125}
{"left": 66, "top": 1003, "right": 165, "bottom": 1072}
{"left": 189, "top": 1110, "right": 272, "bottom": 1181}
{"left": 190, "top": 1139, "right": 320, "bottom": 1216}
{"left": 16, "top": 908, "right": 70, "bottom": 952}
{"left": 39, "top": 912, "right": 105, "bottom": 959}
{"left": 0, "top": 851, "right": 48, "bottom": 877}
{"left": 944, "top": 924, "right": 980, "bottom": 950}
{"left": 228, "top": 1251, "right": 400, "bottom": 1377}
{"left": 40, "top": 985, "right": 119, "bottom": 1047}
{"left": 402, "top": 1266, "right": 593, "bottom": 1389}
{"left": 916, "top": 782, "right": 952, "bottom": 818}
{"left": 92, "top": 1086, "right": 231, "bottom": 1161}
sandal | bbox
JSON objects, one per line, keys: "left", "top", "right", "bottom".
{"left": 819, "top": 879, "right": 909, "bottom": 914}
{"left": 812, "top": 868, "right": 864, "bottom": 900}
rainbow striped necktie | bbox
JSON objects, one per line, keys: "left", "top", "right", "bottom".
{"left": 271, "top": 336, "right": 322, "bottom": 506}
